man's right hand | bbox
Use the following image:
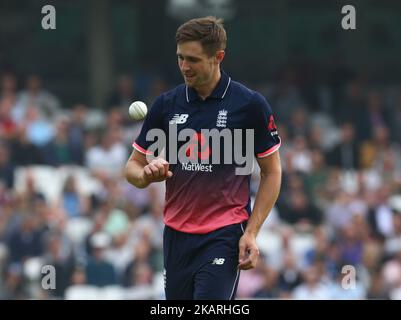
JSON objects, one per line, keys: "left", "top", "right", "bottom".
{"left": 143, "top": 158, "right": 173, "bottom": 184}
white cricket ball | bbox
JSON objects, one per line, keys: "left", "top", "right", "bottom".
{"left": 129, "top": 101, "right": 148, "bottom": 120}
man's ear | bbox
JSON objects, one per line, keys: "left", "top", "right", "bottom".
{"left": 215, "top": 50, "right": 225, "bottom": 64}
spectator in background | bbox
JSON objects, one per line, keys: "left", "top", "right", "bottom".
{"left": 6, "top": 207, "right": 45, "bottom": 263}
{"left": 304, "top": 149, "right": 329, "bottom": 209}
{"left": 56, "top": 175, "right": 90, "bottom": 219}
{"left": 123, "top": 181, "right": 151, "bottom": 217}
{"left": 384, "top": 198, "right": 401, "bottom": 256}
{"left": 0, "top": 181, "right": 17, "bottom": 242}
{"left": 8, "top": 125, "right": 43, "bottom": 166}
{"left": 367, "top": 271, "right": 390, "bottom": 299}
{"left": 382, "top": 250, "right": 401, "bottom": 291}
{"left": 337, "top": 222, "right": 364, "bottom": 267}
{"left": 123, "top": 232, "right": 156, "bottom": 287}
{"left": 0, "top": 72, "right": 18, "bottom": 101}
{"left": 106, "top": 108, "right": 125, "bottom": 129}
{"left": 69, "top": 266, "right": 87, "bottom": 286}
{"left": 22, "top": 105, "right": 54, "bottom": 147}
{"left": 41, "top": 116, "right": 75, "bottom": 166}
{"left": 130, "top": 185, "right": 164, "bottom": 239}
{"left": 329, "top": 271, "right": 366, "bottom": 299}
{"left": 276, "top": 172, "right": 305, "bottom": 213}
{"left": 0, "top": 72, "right": 19, "bottom": 140}
{"left": 367, "top": 185, "right": 395, "bottom": 239}
{"left": 292, "top": 264, "right": 331, "bottom": 299}
{"left": 327, "top": 122, "right": 360, "bottom": 170}
{"left": 286, "top": 135, "right": 312, "bottom": 173}
{"left": 277, "top": 250, "right": 302, "bottom": 294}
{"left": 236, "top": 257, "right": 267, "bottom": 299}
{"left": 13, "top": 74, "right": 61, "bottom": 123}
{"left": 308, "top": 125, "right": 325, "bottom": 150}
{"left": 0, "top": 263, "right": 27, "bottom": 299}
{"left": 305, "top": 228, "right": 331, "bottom": 268}
{"left": 325, "top": 191, "right": 368, "bottom": 232}
{"left": 14, "top": 170, "right": 46, "bottom": 210}
{"left": 42, "top": 231, "right": 76, "bottom": 298}
{"left": 85, "top": 129, "right": 128, "bottom": 179}
{"left": 0, "top": 95, "right": 18, "bottom": 140}
{"left": 360, "top": 125, "right": 401, "bottom": 172}
{"left": 103, "top": 232, "right": 133, "bottom": 283}
{"left": 365, "top": 90, "right": 390, "bottom": 138}
{"left": 253, "top": 265, "right": 280, "bottom": 298}
{"left": 279, "top": 189, "right": 322, "bottom": 227}
{"left": 68, "top": 104, "right": 88, "bottom": 165}
{"left": 288, "top": 108, "right": 310, "bottom": 138}
{"left": 84, "top": 211, "right": 108, "bottom": 258}
{"left": 131, "top": 262, "right": 154, "bottom": 286}
{"left": 85, "top": 232, "right": 117, "bottom": 287}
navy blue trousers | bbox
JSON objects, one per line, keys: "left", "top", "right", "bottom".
{"left": 163, "top": 222, "right": 245, "bottom": 300}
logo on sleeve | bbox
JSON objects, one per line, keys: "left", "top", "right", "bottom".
{"left": 268, "top": 115, "right": 278, "bottom": 136}
{"left": 169, "top": 114, "right": 189, "bottom": 124}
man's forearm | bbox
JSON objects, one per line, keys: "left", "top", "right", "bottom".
{"left": 245, "top": 170, "right": 281, "bottom": 237}
{"left": 125, "top": 160, "right": 149, "bottom": 188}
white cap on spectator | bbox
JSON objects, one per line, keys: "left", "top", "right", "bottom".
{"left": 90, "top": 232, "right": 111, "bottom": 249}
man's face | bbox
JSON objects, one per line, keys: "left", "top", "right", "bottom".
{"left": 177, "top": 41, "right": 220, "bottom": 89}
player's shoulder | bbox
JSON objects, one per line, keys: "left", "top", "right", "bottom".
{"left": 231, "top": 80, "right": 269, "bottom": 108}
{"left": 230, "top": 80, "right": 254, "bottom": 100}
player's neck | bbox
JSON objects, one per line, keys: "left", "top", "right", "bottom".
{"left": 196, "top": 69, "right": 221, "bottom": 101}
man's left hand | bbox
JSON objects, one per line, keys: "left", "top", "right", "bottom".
{"left": 238, "top": 232, "right": 260, "bottom": 270}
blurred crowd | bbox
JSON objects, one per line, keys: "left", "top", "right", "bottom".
{"left": 0, "top": 64, "right": 401, "bottom": 299}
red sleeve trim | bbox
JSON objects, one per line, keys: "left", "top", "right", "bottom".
{"left": 132, "top": 142, "right": 152, "bottom": 155}
{"left": 256, "top": 141, "right": 281, "bottom": 158}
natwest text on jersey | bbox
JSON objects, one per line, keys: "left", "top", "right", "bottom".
{"left": 145, "top": 124, "right": 255, "bottom": 175}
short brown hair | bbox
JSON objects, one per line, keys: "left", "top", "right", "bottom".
{"left": 175, "top": 16, "right": 227, "bottom": 56}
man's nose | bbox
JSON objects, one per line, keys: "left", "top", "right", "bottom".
{"left": 180, "top": 60, "right": 190, "bottom": 71}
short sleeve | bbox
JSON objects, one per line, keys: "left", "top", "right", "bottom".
{"left": 250, "top": 92, "right": 281, "bottom": 158}
{"left": 133, "top": 95, "right": 164, "bottom": 155}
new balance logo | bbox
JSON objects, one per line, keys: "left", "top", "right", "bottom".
{"left": 212, "top": 258, "right": 225, "bottom": 265}
{"left": 169, "top": 114, "right": 189, "bottom": 124}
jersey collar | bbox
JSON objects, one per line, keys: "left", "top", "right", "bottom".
{"left": 186, "top": 70, "right": 231, "bottom": 103}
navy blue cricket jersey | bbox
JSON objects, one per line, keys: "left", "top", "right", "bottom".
{"left": 133, "top": 71, "right": 281, "bottom": 233}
